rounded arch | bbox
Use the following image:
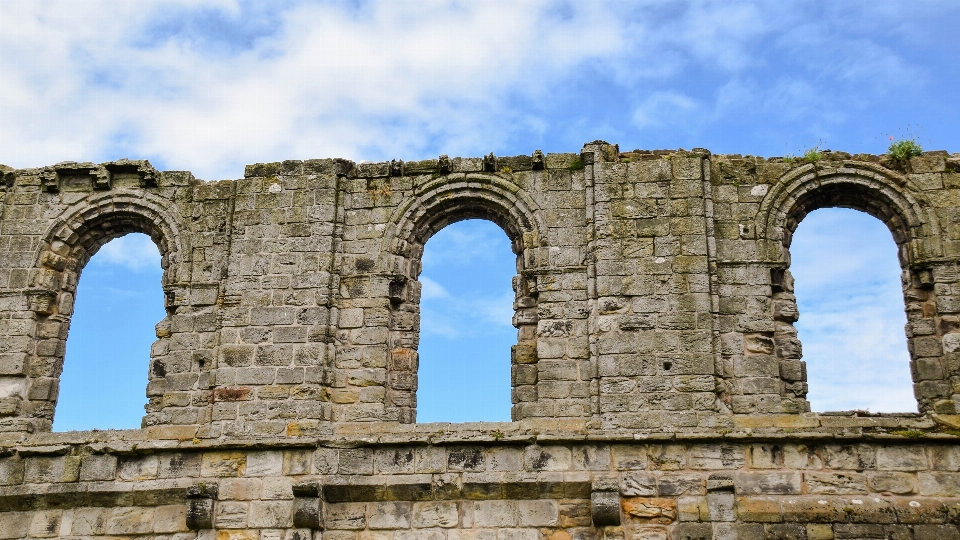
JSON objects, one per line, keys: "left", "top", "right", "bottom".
{"left": 379, "top": 174, "right": 547, "bottom": 423}
{"left": 756, "top": 162, "right": 939, "bottom": 267}
{"left": 754, "top": 161, "right": 948, "bottom": 414}
{"left": 383, "top": 174, "right": 547, "bottom": 273}
{"left": 36, "top": 192, "right": 189, "bottom": 290}
{"left": 19, "top": 192, "right": 190, "bottom": 432}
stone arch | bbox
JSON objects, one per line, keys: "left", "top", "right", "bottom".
{"left": 379, "top": 174, "right": 547, "bottom": 422}
{"left": 24, "top": 192, "right": 189, "bottom": 431}
{"left": 755, "top": 162, "right": 948, "bottom": 413}
{"left": 756, "top": 162, "right": 939, "bottom": 266}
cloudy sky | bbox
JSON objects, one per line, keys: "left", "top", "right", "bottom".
{"left": 2, "top": 1, "right": 956, "bottom": 428}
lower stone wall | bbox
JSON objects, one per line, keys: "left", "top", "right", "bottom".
{"left": 1, "top": 421, "right": 959, "bottom": 539}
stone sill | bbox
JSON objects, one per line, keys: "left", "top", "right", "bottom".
{"left": 2, "top": 414, "right": 958, "bottom": 456}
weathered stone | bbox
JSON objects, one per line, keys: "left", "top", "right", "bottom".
{"left": 0, "top": 147, "right": 959, "bottom": 537}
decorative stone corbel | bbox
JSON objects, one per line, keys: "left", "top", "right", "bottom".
{"left": 292, "top": 481, "right": 324, "bottom": 530}
{"left": 438, "top": 155, "right": 451, "bottom": 174}
{"left": 532, "top": 149, "right": 545, "bottom": 170}
{"left": 483, "top": 152, "right": 497, "bottom": 172}
{"left": 770, "top": 267, "right": 786, "bottom": 293}
{"left": 25, "top": 289, "right": 58, "bottom": 316}
{"left": 91, "top": 167, "right": 111, "bottom": 190}
{"left": 186, "top": 483, "right": 217, "bottom": 529}
{"left": 40, "top": 170, "right": 58, "bottom": 193}
{"left": 591, "top": 490, "right": 621, "bottom": 526}
{"left": 389, "top": 277, "right": 408, "bottom": 304}
{"left": 104, "top": 159, "right": 159, "bottom": 188}
{"left": 913, "top": 266, "right": 934, "bottom": 288}
{"left": 334, "top": 158, "right": 356, "bottom": 178}
{"left": 390, "top": 159, "right": 404, "bottom": 177}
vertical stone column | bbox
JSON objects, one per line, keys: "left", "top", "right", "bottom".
{"left": 212, "top": 160, "right": 339, "bottom": 435}
{"left": 592, "top": 147, "right": 721, "bottom": 429}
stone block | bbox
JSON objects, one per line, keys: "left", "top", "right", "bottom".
{"left": 658, "top": 473, "right": 705, "bottom": 496}
{"left": 367, "top": 501, "right": 412, "bottom": 529}
{"left": 339, "top": 448, "right": 374, "bottom": 475}
{"left": 822, "top": 444, "right": 877, "bottom": 471}
{"left": 877, "top": 446, "right": 928, "bottom": 471}
{"left": 915, "top": 524, "right": 960, "bottom": 540}
{"left": 159, "top": 453, "right": 202, "bottom": 478}
{"left": 28, "top": 509, "right": 61, "bottom": 538}
{"left": 201, "top": 452, "right": 247, "bottom": 477}
{"left": 475, "top": 500, "right": 519, "bottom": 527}
{"left": 412, "top": 501, "right": 459, "bottom": 528}
{"left": 804, "top": 472, "right": 867, "bottom": 494}
{"left": 219, "top": 477, "right": 261, "bottom": 500}
{"left": 214, "top": 501, "right": 248, "bottom": 529}
{"left": 375, "top": 447, "right": 416, "bottom": 474}
{"left": 415, "top": 446, "right": 447, "bottom": 473}
{"left": 735, "top": 472, "right": 801, "bottom": 495}
{"left": 735, "top": 496, "right": 782, "bottom": 523}
{"left": 866, "top": 471, "right": 917, "bottom": 494}
{"left": 154, "top": 504, "right": 189, "bottom": 533}
{"left": 524, "top": 445, "right": 572, "bottom": 471}
{"left": 79, "top": 454, "right": 117, "bottom": 481}
{"left": 918, "top": 471, "right": 960, "bottom": 496}
{"left": 25, "top": 456, "right": 81, "bottom": 483}
{"left": 518, "top": 500, "right": 558, "bottom": 527}
{"left": 621, "top": 471, "right": 658, "bottom": 497}
{"left": 106, "top": 507, "right": 155, "bottom": 535}
{"left": 65, "top": 508, "right": 108, "bottom": 536}
{"left": 248, "top": 500, "right": 293, "bottom": 528}
{"left": 0, "top": 512, "right": 30, "bottom": 540}
{"left": 246, "top": 451, "right": 283, "bottom": 476}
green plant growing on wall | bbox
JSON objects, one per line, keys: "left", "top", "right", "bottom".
{"left": 801, "top": 144, "right": 823, "bottom": 164}
{"left": 568, "top": 158, "right": 584, "bottom": 171}
{"left": 888, "top": 138, "right": 923, "bottom": 161}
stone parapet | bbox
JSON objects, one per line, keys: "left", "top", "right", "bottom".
{"left": 1, "top": 426, "right": 958, "bottom": 538}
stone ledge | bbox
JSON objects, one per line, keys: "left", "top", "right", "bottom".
{"left": 0, "top": 415, "right": 957, "bottom": 457}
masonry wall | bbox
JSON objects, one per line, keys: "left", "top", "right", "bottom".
{"left": 1, "top": 144, "right": 960, "bottom": 537}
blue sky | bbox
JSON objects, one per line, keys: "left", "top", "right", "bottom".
{"left": 1, "top": 1, "right": 955, "bottom": 428}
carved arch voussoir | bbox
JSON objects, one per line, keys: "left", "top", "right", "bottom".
{"left": 755, "top": 162, "right": 940, "bottom": 265}
{"left": 32, "top": 192, "right": 190, "bottom": 305}
{"left": 382, "top": 174, "right": 546, "bottom": 273}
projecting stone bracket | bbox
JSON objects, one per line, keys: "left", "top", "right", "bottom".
{"left": 292, "top": 481, "right": 324, "bottom": 530}
{"left": 591, "top": 490, "right": 621, "bottom": 526}
{"left": 185, "top": 483, "right": 217, "bottom": 530}
{"left": 38, "top": 160, "right": 158, "bottom": 192}
{"left": 25, "top": 289, "right": 58, "bottom": 316}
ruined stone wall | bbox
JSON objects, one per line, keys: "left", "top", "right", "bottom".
{"left": 1, "top": 143, "right": 959, "bottom": 538}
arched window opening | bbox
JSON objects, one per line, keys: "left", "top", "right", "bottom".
{"left": 790, "top": 208, "right": 916, "bottom": 412}
{"left": 415, "top": 219, "right": 516, "bottom": 422}
{"left": 54, "top": 233, "right": 166, "bottom": 431}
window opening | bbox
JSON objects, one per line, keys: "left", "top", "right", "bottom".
{"left": 790, "top": 208, "right": 915, "bottom": 412}
{"left": 53, "top": 233, "right": 166, "bottom": 431}
{"left": 415, "top": 219, "right": 516, "bottom": 422}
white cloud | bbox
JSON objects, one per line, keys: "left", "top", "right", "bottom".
{"left": 3, "top": 1, "right": 949, "bottom": 178}
{"left": 474, "top": 291, "right": 517, "bottom": 330}
{"left": 633, "top": 91, "right": 698, "bottom": 129}
{"left": 419, "top": 276, "right": 449, "bottom": 300}
{"left": 419, "top": 306, "right": 462, "bottom": 339}
{"left": 421, "top": 218, "right": 514, "bottom": 270}
{"left": 94, "top": 233, "right": 162, "bottom": 273}
{"left": 791, "top": 208, "right": 915, "bottom": 412}
{"left": 0, "top": 0, "right": 627, "bottom": 178}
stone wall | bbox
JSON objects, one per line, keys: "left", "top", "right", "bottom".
{"left": 1, "top": 421, "right": 959, "bottom": 539}
{"left": 1, "top": 143, "right": 959, "bottom": 537}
